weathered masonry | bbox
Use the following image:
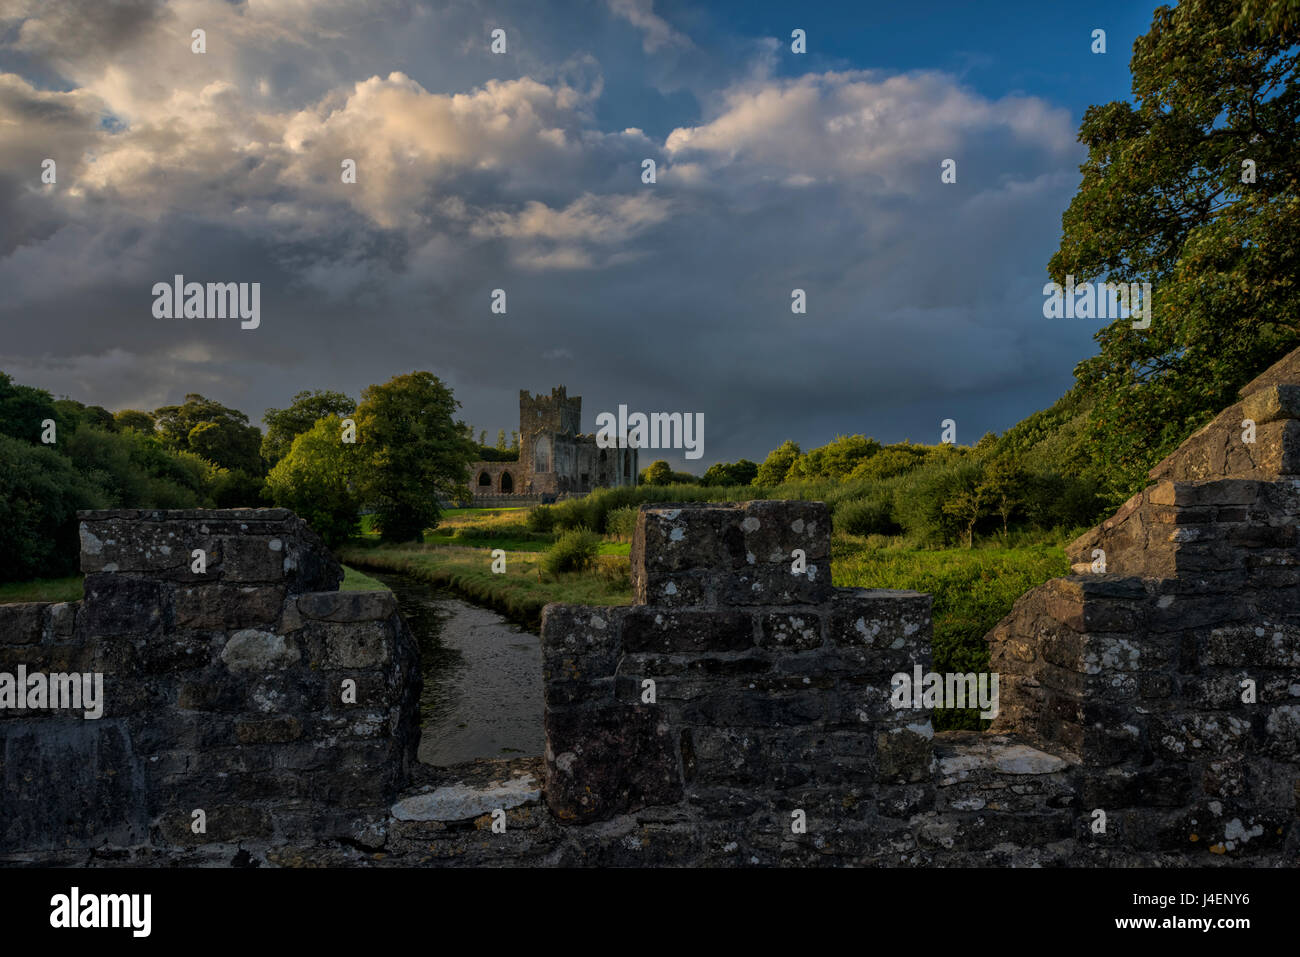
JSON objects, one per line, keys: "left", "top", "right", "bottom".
{"left": 464, "top": 386, "right": 639, "bottom": 506}
{"left": 0, "top": 510, "right": 420, "bottom": 863}
{"left": 5, "top": 347, "right": 1300, "bottom": 865}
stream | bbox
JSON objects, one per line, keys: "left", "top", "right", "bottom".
{"left": 365, "top": 569, "right": 544, "bottom": 767}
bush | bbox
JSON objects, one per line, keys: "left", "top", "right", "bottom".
{"left": 263, "top": 417, "right": 360, "bottom": 548}
{"left": 526, "top": 504, "right": 556, "bottom": 533}
{"left": 834, "top": 491, "right": 899, "bottom": 536}
{"left": 543, "top": 527, "right": 601, "bottom": 575}
{"left": 551, "top": 495, "right": 602, "bottom": 531}
{"left": 605, "top": 506, "right": 639, "bottom": 541}
{"left": 893, "top": 459, "right": 986, "bottom": 546}
{"left": 0, "top": 434, "right": 105, "bottom": 580}
{"left": 209, "top": 468, "right": 266, "bottom": 508}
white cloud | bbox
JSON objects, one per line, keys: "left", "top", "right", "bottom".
{"left": 605, "top": 0, "right": 690, "bottom": 52}
{"left": 0, "top": 2, "right": 1091, "bottom": 463}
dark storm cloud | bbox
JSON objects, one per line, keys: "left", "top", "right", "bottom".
{"left": 0, "top": 0, "right": 1097, "bottom": 468}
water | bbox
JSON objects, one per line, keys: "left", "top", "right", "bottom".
{"left": 366, "top": 570, "right": 544, "bottom": 767}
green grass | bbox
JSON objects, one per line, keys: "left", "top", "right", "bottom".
{"left": 0, "top": 576, "right": 84, "bottom": 604}
{"left": 341, "top": 565, "right": 390, "bottom": 592}
{"left": 337, "top": 542, "right": 631, "bottom": 627}
{"left": 832, "top": 533, "right": 1071, "bottom": 730}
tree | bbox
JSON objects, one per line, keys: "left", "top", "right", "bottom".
{"left": 264, "top": 416, "right": 361, "bottom": 547}
{"left": 0, "top": 434, "right": 104, "bottom": 579}
{"left": 261, "top": 389, "right": 354, "bottom": 466}
{"left": 754, "top": 440, "right": 801, "bottom": 486}
{"left": 114, "top": 409, "right": 156, "bottom": 433}
{"left": 941, "top": 466, "right": 989, "bottom": 549}
{"left": 788, "top": 434, "right": 881, "bottom": 480}
{"left": 154, "top": 394, "right": 264, "bottom": 476}
{"left": 701, "top": 459, "right": 760, "bottom": 486}
{"left": 354, "top": 372, "right": 477, "bottom": 542}
{"left": 1051, "top": 0, "right": 1300, "bottom": 499}
{"left": 847, "top": 443, "right": 931, "bottom": 482}
{"left": 979, "top": 457, "right": 1029, "bottom": 537}
{"left": 53, "top": 399, "right": 116, "bottom": 433}
{"left": 0, "top": 372, "right": 61, "bottom": 445}
{"left": 894, "top": 459, "right": 984, "bottom": 546}
{"left": 642, "top": 460, "right": 673, "bottom": 485}
{"left": 496, "top": 429, "right": 508, "bottom": 452}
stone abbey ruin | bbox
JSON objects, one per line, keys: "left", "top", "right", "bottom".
{"left": 4, "top": 348, "right": 1300, "bottom": 866}
{"left": 466, "top": 386, "right": 639, "bottom": 505}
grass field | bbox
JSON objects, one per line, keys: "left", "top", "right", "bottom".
{"left": 0, "top": 576, "right": 84, "bottom": 604}
{"left": 833, "top": 532, "right": 1072, "bottom": 729}
{"left": 340, "top": 565, "right": 390, "bottom": 592}
{"left": 338, "top": 541, "right": 631, "bottom": 625}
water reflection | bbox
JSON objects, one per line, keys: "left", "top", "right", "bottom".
{"left": 366, "top": 570, "right": 544, "bottom": 766}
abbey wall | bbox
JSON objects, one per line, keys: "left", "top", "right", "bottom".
{"left": 467, "top": 386, "right": 638, "bottom": 502}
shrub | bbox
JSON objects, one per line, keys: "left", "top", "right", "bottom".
{"left": 893, "top": 459, "right": 986, "bottom": 546}
{"left": 834, "top": 491, "right": 899, "bottom": 536}
{"left": 0, "top": 434, "right": 105, "bottom": 580}
{"left": 543, "top": 527, "right": 601, "bottom": 575}
{"left": 605, "top": 506, "right": 639, "bottom": 541}
{"left": 551, "top": 495, "right": 601, "bottom": 531}
{"left": 526, "top": 504, "right": 556, "bottom": 532}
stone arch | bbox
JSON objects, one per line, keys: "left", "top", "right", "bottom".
{"left": 478, "top": 470, "right": 492, "bottom": 488}
{"left": 534, "top": 435, "right": 551, "bottom": 473}
{"left": 499, "top": 471, "right": 514, "bottom": 493}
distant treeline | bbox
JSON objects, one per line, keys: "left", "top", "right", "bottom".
{"left": 586, "top": 427, "right": 1106, "bottom": 548}
{"left": 0, "top": 372, "right": 482, "bottom": 581}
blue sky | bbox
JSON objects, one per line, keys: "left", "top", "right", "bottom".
{"left": 0, "top": 0, "right": 1169, "bottom": 467}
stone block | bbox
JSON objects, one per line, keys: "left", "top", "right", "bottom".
{"left": 544, "top": 705, "right": 682, "bottom": 822}
{"left": 621, "top": 608, "right": 754, "bottom": 653}
{"left": 0, "top": 603, "right": 46, "bottom": 644}
{"left": 632, "top": 501, "right": 832, "bottom": 607}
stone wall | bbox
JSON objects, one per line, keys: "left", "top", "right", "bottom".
{"left": 986, "top": 348, "right": 1300, "bottom": 862}
{"left": 543, "top": 501, "right": 934, "bottom": 863}
{"left": 8, "top": 349, "right": 1300, "bottom": 866}
{"left": 0, "top": 509, "right": 420, "bottom": 863}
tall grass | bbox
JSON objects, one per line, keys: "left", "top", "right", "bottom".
{"left": 833, "top": 533, "right": 1071, "bottom": 729}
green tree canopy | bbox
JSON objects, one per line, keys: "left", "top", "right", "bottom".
{"left": 788, "top": 434, "right": 881, "bottom": 481}
{"left": 261, "top": 389, "right": 355, "bottom": 466}
{"left": 641, "top": 460, "right": 674, "bottom": 485}
{"left": 701, "top": 459, "right": 760, "bottom": 486}
{"left": 354, "top": 372, "right": 477, "bottom": 542}
{"left": 264, "top": 416, "right": 361, "bottom": 547}
{"left": 53, "top": 399, "right": 117, "bottom": 434}
{"left": 113, "top": 409, "right": 156, "bottom": 433}
{"left": 0, "top": 434, "right": 104, "bottom": 579}
{"left": 1052, "top": 0, "right": 1300, "bottom": 497}
{"left": 154, "top": 394, "right": 264, "bottom": 476}
{"left": 753, "top": 440, "right": 802, "bottom": 486}
{"left": 0, "top": 372, "right": 62, "bottom": 445}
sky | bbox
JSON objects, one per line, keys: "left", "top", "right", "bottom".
{"left": 0, "top": 0, "right": 1164, "bottom": 469}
